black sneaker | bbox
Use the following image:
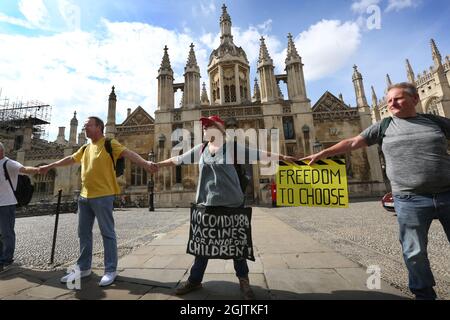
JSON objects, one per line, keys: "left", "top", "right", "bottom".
{"left": 175, "top": 281, "right": 202, "bottom": 295}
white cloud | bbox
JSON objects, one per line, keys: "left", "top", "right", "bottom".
{"left": 0, "top": 12, "right": 33, "bottom": 29}
{"left": 351, "top": 0, "right": 381, "bottom": 13}
{"left": 386, "top": 0, "right": 419, "bottom": 12}
{"left": 0, "top": 16, "right": 361, "bottom": 141}
{"left": 18, "top": 0, "right": 50, "bottom": 29}
{"left": 279, "top": 20, "right": 361, "bottom": 81}
{"left": 257, "top": 19, "right": 273, "bottom": 33}
{"left": 0, "top": 20, "right": 196, "bottom": 141}
{"left": 58, "top": 0, "right": 81, "bottom": 31}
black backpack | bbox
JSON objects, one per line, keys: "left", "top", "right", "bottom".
{"left": 3, "top": 160, "right": 34, "bottom": 207}
{"left": 81, "top": 138, "right": 125, "bottom": 177}
{"left": 377, "top": 113, "right": 450, "bottom": 146}
{"left": 201, "top": 141, "right": 251, "bottom": 194}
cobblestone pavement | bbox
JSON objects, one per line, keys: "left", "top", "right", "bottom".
{"left": 13, "top": 208, "right": 190, "bottom": 270}
{"left": 11, "top": 202, "right": 450, "bottom": 300}
{"left": 265, "top": 201, "right": 450, "bottom": 300}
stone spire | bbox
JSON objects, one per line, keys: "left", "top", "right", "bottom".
{"left": 105, "top": 86, "right": 117, "bottom": 138}
{"left": 220, "top": 4, "right": 233, "bottom": 43}
{"left": 431, "top": 38, "right": 443, "bottom": 69}
{"left": 185, "top": 43, "right": 200, "bottom": 72}
{"left": 258, "top": 37, "right": 273, "bottom": 67}
{"left": 201, "top": 82, "right": 210, "bottom": 106}
{"left": 253, "top": 78, "right": 261, "bottom": 102}
{"left": 285, "top": 33, "right": 307, "bottom": 101}
{"left": 406, "top": 59, "right": 415, "bottom": 84}
{"left": 386, "top": 73, "right": 393, "bottom": 89}
{"left": 159, "top": 45, "right": 173, "bottom": 74}
{"left": 352, "top": 65, "right": 368, "bottom": 108}
{"left": 371, "top": 86, "right": 378, "bottom": 108}
{"left": 257, "top": 37, "right": 278, "bottom": 103}
{"left": 285, "top": 33, "right": 301, "bottom": 65}
{"left": 69, "top": 111, "right": 78, "bottom": 145}
{"left": 157, "top": 46, "right": 174, "bottom": 110}
{"left": 184, "top": 43, "right": 201, "bottom": 108}
{"left": 339, "top": 93, "right": 344, "bottom": 102}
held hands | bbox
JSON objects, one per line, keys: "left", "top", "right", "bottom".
{"left": 300, "top": 152, "right": 323, "bottom": 166}
{"left": 144, "top": 161, "right": 159, "bottom": 173}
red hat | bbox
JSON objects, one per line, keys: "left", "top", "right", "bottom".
{"left": 200, "top": 115, "right": 225, "bottom": 128}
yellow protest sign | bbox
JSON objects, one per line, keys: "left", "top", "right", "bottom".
{"left": 276, "top": 159, "right": 349, "bottom": 208}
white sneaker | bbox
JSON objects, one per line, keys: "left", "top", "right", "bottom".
{"left": 60, "top": 267, "right": 92, "bottom": 283}
{"left": 99, "top": 271, "right": 117, "bottom": 287}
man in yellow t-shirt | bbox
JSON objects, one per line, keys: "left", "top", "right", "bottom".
{"left": 39, "top": 116, "right": 157, "bottom": 287}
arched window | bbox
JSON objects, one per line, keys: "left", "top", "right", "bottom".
{"left": 282, "top": 116, "right": 295, "bottom": 140}
{"left": 230, "top": 85, "right": 236, "bottom": 102}
{"left": 224, "top": 85, "right": 230, "bottom": 103}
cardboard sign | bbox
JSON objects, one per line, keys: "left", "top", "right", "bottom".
{"left": 276, "top": 159, "right": 349, "bottom": 208}
{"left": 187, "top": 205, "right": 255, "bottom": 261}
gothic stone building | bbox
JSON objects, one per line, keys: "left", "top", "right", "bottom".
{"left": 4, "top": 5, "right": 449, "bottom": 206}
{"left": 149, "top": 5, "right": 385, "bottom": 207}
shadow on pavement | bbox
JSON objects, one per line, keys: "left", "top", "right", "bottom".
{"left": 0, "top": 267, "right": 409, "bottom": 300}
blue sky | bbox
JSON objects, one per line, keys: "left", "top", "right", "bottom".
{"left": 0, "top": 0, "right": 449, "bottom": 141}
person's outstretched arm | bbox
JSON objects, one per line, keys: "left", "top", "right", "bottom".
{"left": 38, "top": 156, "right": 76, "bottom": 174}
{"left": 156, "top": 157, "right": 179, "bottom": 168}
{"left": 301, "top": 135, "right": 368, "bottom": 166}
{"left": 19, "top": 166, "right": 39, "bottom": 175}
{"left": 120, "top": 149, "right": 158, "bottom": 173}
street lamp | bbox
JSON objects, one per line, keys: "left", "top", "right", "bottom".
{"left": 148, "top": 150, "right": 155, "bottom": 212}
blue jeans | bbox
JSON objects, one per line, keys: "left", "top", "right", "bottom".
{"left": 394, "top": 190, "right": 450, "bottom": 299}
{"left": 77, "top": 196, "right": 117, "bottom": 273}
{"left": 0, "top": 205, "right": 16, "bottom": 265}
{"left": 188, "top": 256, "right": 249, "bottom": 284}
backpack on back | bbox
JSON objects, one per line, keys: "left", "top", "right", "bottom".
{"left": 81, "top": 138, "right": 124, "bottom": 177}
{"left": 377, "top": 113, "right": 450, "bottom": 146}
{"left": 3, "top": 160, "right": 34, "bottom": 207}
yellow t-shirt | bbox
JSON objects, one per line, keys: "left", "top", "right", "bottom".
{"left": 72, "top": 137, "right": 127, "bottom": 199}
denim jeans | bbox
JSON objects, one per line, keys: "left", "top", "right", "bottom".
{"left": 188, "top": 256, "right": 249, "bottom": 284}
{"left": 0, "top": 205, "right": 16, "bottom": 265}
{"left": 77, "top": 196, "right": 117, "bottom": 273}
{"left": 394, "top": 190, "right": 450, "bottom": 299}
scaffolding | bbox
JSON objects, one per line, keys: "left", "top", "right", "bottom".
{"left": 0, "top": 89, "right": 52, "bottom": 141}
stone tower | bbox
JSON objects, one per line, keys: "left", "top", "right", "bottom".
{"left": 285, "top": 33, "right": 307, "bottom": 101}
{"left": 69, "top": 111, "right": 78, "bottom": 145}
{"left": 208, "top": 5, "right": 251, "bottom": 105}
{"left": 352, "top": 66, "right": 384, "bottom": 183}
{"left": 105, "top": 86, "right": 116, "bottom": 138}
{"left": 352, "top": 65, "right": 369, "bottom": 109}
{"left": 257, "top": 36, "right": 278, "bottom": 103}
{"left": 157, "top": 46, "right": 175, "bottom": 111}
{"left": 184, "top": 43, "right": 201, "bottom": 109}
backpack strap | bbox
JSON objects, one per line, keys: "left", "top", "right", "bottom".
{"left": 3, "top": 160, "right": 15, "bottom": 193}
{"left": 104, "top": 138, "right": 116, "bottom": 171}
{"left": 420, "top": 113, "right": 450, "bottom": 138}
{"left": 200, "top": 141, "right": 209, "bottom": 155}
{"left": 377, "top": 117, "right": 393, "bottom": 146}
